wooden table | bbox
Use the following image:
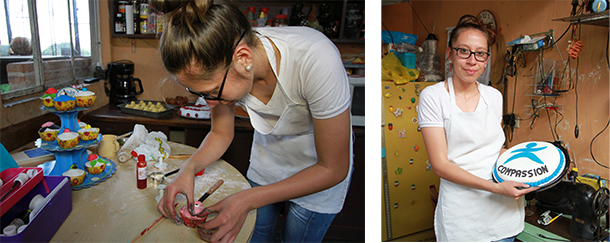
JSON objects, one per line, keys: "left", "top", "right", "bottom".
{"left": 84, "top": 104, "right": 365, "bottom": 241}
{"left": 50, "top": 142, "right": 256, "bottom": 242}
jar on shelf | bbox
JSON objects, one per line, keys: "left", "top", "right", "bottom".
{"left": 344, "top": 4, "right": 362, "bottom": 39}
{"left": 273, "top": 14, "right": 288, "bottom": 27}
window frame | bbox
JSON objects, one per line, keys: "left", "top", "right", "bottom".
{"left": 1, "top": 0, "right": 101, "bottom": 101}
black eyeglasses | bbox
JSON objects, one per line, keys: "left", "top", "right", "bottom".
{"left": 452, "top": 47, "right": 490, "bottom": 62}
{"left": 186, "top": 30, "right": 247, "bottom": 101}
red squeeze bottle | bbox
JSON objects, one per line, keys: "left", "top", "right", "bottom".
{"left": 137, "top": 154, "right": 147, "bottom": 189}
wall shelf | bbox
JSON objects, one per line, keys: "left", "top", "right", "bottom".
{"left": 108, "top": 0, "right": 365, "bottom": 43}
{"left": 552, "top": 10, "right": 609, "bottom": 26}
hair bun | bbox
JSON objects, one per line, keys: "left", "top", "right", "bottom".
{"left": 149, "top": 0, "right": 212, "bottom": 14}
{"left": 457, "top": 14, "right": 479, "bottom": 26}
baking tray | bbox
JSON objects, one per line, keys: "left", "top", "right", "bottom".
{"left": 117, "top": 100, "right": 175, "bottom": 118}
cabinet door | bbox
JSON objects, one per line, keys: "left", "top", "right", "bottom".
{"left": 381, "top": 81, "right": 440, "bottom": 240}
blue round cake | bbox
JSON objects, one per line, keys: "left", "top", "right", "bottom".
{"left": 493, "top": 141, "right": 569, "bottom": 189}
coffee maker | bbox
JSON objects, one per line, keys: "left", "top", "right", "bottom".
{"left": 105, "top": 60, "right": 143, "bottom": 104}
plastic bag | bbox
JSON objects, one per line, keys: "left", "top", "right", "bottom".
{"left": 382, "top": 31, "right": 417, "bottom": 45}
{"left": 117, "top": 124, "right": 171, "bottom": 162}
{"left": 382, "top": 52, "right": 419, "bottom": 84}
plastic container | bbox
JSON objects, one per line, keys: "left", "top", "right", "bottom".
{"left": 0, "top": 168, "right": 44, "bottom": 217}
{"left": 533, "top": 60, "right": 556, "bottom": 95}
{"left": 395, "top": 52, "right": 417, "bottom": 69}
{"left": 0, "top": 176, "right": 71, "bottom": 242}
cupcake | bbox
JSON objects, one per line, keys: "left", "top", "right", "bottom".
{"left": 85, "top": 154, "right": 106, "bottom": 175}
{"left": 75, "top": 90, "right": 96, "bottom": 108}
{"left": 57, "top": 131, "right": 79, "bottom": 149}
{"left": 53, "top": 95, "right": 76, "bottom": 111}
{"left": 40, "top": 87, "right": 58, "bottom": 107}
{"left": 62, "top": 168, "right": 86, "bottom": 186}
{"left": 38, "top": 124, "right": 60, "bottom": 141}
{"left": 78, "top": 125, "right": 99, "bottom": 141}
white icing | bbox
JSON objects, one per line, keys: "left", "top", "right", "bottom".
{"left": 493, "top": 141, "right": 566, "bottom": 188}
{"left": 58, "top": 132, "right": 78, "bottom": 140}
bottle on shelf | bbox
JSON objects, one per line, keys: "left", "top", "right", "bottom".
{"left": 247, "top": 6, "right": 256, "bottom": 26}
{"left": 140, "top": 3, "right": 149, "bottom": 34}
{"left": 115, "top": 13, "right": 125, "bottom": 33}
{"left": 256, "top": 7, "right": 269, "bottom": 27}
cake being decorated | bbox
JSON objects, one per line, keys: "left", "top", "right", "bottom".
{"left": 180, "top": 201, "right": 207, "bottom": 228}
{"left": 493, "top": 141, "right": 568, "bottom": 188}
{"left": 179, "top": 97, "right": 211, "bottom": 119}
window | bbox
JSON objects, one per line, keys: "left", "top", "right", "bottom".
{"left": 0, "top": 0, "right": 100, "bottom": 100}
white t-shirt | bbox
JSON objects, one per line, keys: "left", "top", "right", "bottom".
{"left": 418, "top": 79, "right": 503, "bottom": 129}
{"left": 244, "top": 27, "right": 351, "bottom": 122}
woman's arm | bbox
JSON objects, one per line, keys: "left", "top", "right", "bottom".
{"left": 157, "top": 103, "right": 236, "bottom": 224}
{"left": 198, "top": 108, "right": 351, "bottom": 243}
{"left": 421, "top": 127, "right": 538, "bottom": 199}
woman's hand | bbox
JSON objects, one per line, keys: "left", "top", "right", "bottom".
{"left": 196, "top": 190, "right": 253, "bottom": 243}
{"left": 157, "top": 167, "right": 196, "bottom": 225}
{"left": 493, "top": 181, "right": 539, "bottom": 200}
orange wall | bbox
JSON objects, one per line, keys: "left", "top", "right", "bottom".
{"left": 384, "top": 0, "right": 609, "bottom": 176}
{"left": 99, "top": 1, "right": 187, "bottom": 103}
{"left": 382, "top": 2, "right": 414, "bottom": 34}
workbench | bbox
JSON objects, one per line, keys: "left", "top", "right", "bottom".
{"left": 518, "top": 204, "right": 596, "bottom": 242}
{"left": 82, "top": 104, "right": 365, "bottom": 241}
{"left": 51, "top": 142, "right": 256, "bottom": 242}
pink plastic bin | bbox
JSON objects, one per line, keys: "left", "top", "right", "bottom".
{"left": 0, "top": 168, "right": 44, "bottom": 217}
{"left": 0, "top": 176, "right": 72, "bottom": 242}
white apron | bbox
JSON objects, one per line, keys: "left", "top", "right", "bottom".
{"left": 243, "top": 34, "right": 353, "bottom": 214}
{"left": 435, "top": 79, "right": 524, "bottom": 242}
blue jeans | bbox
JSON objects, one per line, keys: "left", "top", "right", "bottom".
{"left": 248, "top": 179, "right": 337, "bottom": 243}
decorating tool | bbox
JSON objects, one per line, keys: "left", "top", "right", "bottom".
{"left": 197, "top": 179, "right": 224, "bottom": 203}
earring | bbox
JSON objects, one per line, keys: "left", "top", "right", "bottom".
{"left": 245, "top": 66, "right": 252, "bottom": 71}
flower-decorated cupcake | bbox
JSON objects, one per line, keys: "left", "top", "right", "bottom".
{"left": 85, "top": 154, "right": 106, "bottom": 175}
{"left": 53, "top": 95, "right": 76, "bottom": 111}
{"left": 40, "top": 87, "right": 58, "bottom": 107}
{"left": 38, "top": 123, "right": 60, "bottom": 141}
{"left": 57, "top": 130, "right": 79, "bottom": 149}
{"left": 78, "top": 125, "right": 99, "bottom": 141}
{"left": 62, "top": 168, "right": 86, "bottom": 186}
{"left": 75, "top": 88, "right": 96, "bottom": 108}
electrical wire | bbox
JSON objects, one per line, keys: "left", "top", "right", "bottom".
{"left": 382, "top": 22, "right": 395, "bottom": 45}
{"left": 574, "top": 25, "right": 580, "bottom": 139}
{"left": 407, "top": 1, "right": 429, "bottom": 34}
{"left": 590, "top": 117, "right": 610, "bottom": 169}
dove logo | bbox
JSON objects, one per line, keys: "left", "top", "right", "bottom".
{"left": 493, "top": 141, "right": 568, "bottom": 188}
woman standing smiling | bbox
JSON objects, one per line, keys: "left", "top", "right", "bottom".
{"left": 150, "top": 1, "right": 353, "bottom": 242}
{"left": 418, "top": 20, "right": 538, "bottom": 241}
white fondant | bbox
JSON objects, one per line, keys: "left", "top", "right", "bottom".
{"left": 493, "top": 141, "right": 566, "bottom": 188}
